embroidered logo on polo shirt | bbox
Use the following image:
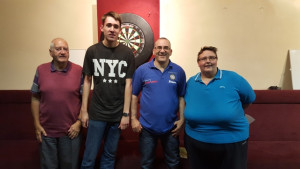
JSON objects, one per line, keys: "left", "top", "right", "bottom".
{"left": 144, "top": 79, "right": 158, "bottom": 85}
{"left": 169, "top": 80, "right": 176, "bottom": 84}
{"left": 219, "top": 86, "right": 226, "bottom": 88}
{"left": 169, "top": 73, "right": 177, "bottom": 84}
{"left": 169, "top": 73, "right": 176, "bottom": 80}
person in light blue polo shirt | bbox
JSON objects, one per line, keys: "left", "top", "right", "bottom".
{"left": 184, "top": 46, "right": 256, "bottom": 169}
{"left": 131, "top": 37, "right": 186, "bottom": 169}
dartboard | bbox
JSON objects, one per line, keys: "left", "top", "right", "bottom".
{"left": 118, "top": 23, "right": 145, "bottom": 58}
{"left": 100, "top": 13, "right": 154, "bottom": 68}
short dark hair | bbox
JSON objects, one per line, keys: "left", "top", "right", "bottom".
{"left": 154, "top": 37, "right": 171, "bottom": 48}
{"left": 101, "top": 11, "right": 122, "bottom": 25}
{"left": 197, "top": 46, "right": 218, "bottom": 61}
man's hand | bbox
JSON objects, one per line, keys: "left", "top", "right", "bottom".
{"left": 68, "top": 120, "right": 81, "bottom": 139}
{"left": 119, "top": 116, "right": 129, "bottom": 130}
{"left": 34, "top": 124, "right": 47, "bottom": 143}
{"left": 171, "top": 119, "right": 184, "bottom": 137}
{"left": 131, "top": 117, "right": 142, "bottom": 133}
{"left": 80, "top": 110, "right": 89, "bottom": 128}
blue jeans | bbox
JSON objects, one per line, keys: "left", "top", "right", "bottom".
{"left": 40, "top": 134, "right": 81, "bottom": 169}
{"left": 81, "top": 120, "right": 121, "bottom": 169}
{"left": 139, "top": 129, "right": 180, "bottom": 169}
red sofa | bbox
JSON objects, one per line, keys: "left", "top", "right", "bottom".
{"left": 245, "top": 90, "right": 300, "bottom": 169}
{"left": 0, "top": 90, "right": 300, "bottom": 169}
{"left": 0, "top": 90, "right": 188, "bottom": 169}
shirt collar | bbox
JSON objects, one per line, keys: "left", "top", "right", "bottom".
{"left": 195, "top": 68, "right": 222, "bottom": 82}
{"left": 149, "top": 58, "right": 173, "bottom": 69}
{"left": 50, "top": 61, "right": 70, "bottom": 72}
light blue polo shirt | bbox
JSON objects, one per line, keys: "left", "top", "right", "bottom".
{"left": 132, "top": 59, "right": 186, "bottom": 134}
{"left": 184, "top": 69, "right": 256, "bottom": 144}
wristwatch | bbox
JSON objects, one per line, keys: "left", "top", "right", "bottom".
{"left": 122, "top": 112, "right": 129, "bottom": 117}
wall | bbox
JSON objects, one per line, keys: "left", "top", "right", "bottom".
{"left": 1, "top": 0, "right": 300, "bottom": 89}
{"left": 0, "top": 0, "right": 97, "bottom": 89}
{"left": 161, "top": 0, "right": 300, "bottom": 89}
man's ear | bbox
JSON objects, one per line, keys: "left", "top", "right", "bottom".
{"left": 100, "top": 25, "right": 104, "bottom": 32}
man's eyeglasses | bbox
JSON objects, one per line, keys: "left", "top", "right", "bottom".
{"left": 198, "top": 56, "right": 217, "bottom": 62}
{"left": 155, "top": 46, "right": 170, "bottom": 51}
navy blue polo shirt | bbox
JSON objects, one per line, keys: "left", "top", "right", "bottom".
{"left": 132, "top": 59, "right": 186, "bottom": 134}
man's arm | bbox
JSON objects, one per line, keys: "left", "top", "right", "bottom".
{"left": 172, "top": 96, "right": 185, "bottom": 136}
{"left": 31, "top": 94, "right": 46, "bottom": 142}
{"left": 119, "top": 78, "right": 132, "bottom": 130}
{"left": 131, "top": 94, "right": 142, "bottom": 133}
{"left": 79, "top": 75, "right": 92, "bottom": 128}
{"left": 242, "top": 103, "right": 251, "bottom": 110}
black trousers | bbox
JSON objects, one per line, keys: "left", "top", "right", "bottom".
{"left": 185, "top": 134, "right": 248, "bottom": 169}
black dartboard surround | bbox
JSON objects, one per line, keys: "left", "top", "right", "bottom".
{"left": 100, "top": 13, "right": 154, "bottom": 68}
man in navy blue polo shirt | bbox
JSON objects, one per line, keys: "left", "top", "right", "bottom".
{"left": 131, "top": 37, "right": 186, "bottom": 169}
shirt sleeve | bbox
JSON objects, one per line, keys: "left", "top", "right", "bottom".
{"left": 82, "top": 47, "right": 94, "bottom": 76}
{"left": 177, "top": 67, "right": 187, "bottom": 97}
{"left": 125, "top": 50, "right": 135, "bottom": 79}
{"left": 80, "top": 73, "right": 84, "bottom": 95}
{"left": 236, "top": 74, "right": 256, "bottom": 104}
{"left": 31, "top": 69, "right": 40, "bottom": 93}
{"left": 131, "top": 67, "right": 143, "bottom": 96}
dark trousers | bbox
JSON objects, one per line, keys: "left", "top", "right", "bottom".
{"left": 40, "top": 134, "right": 81, "bottom": 169}
{"left": 185, "top": 134, "right": 248, "bottom": 169}
{"left": 139, "top": 129, "right": 180, "bottom": 169}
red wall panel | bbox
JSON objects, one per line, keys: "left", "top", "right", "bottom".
{"left": 97, "top": 0, "right": 159, "bottom": 40}
{"left": 97, "top": 0, "right": 159, "bottom": 61}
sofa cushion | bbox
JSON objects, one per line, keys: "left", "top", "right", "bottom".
{"left": 254, "top": 90, "right": 300, "bottom": 104}
{"left": 0, "top": 90, "right": 31, "bottom": 104}
{"left": 248, "top": 141, "right": 300, "bottom": 169}
{"left": 246, "top": 104, "right": 300, "bottom": 141}
{"left": 0, "top": 140, "right": 39, "bottom": 169}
